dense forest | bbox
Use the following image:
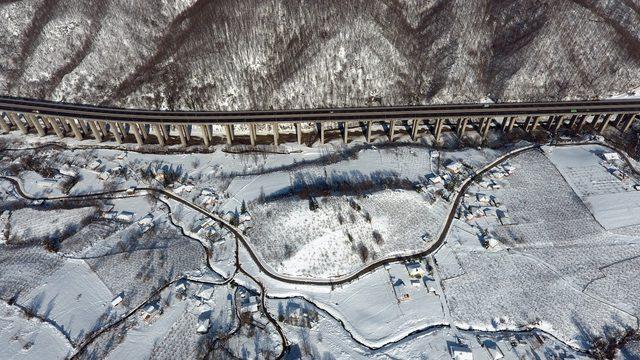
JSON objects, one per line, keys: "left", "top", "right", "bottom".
{"left": 1, "top": 0, "right": 639, "bottom": 110}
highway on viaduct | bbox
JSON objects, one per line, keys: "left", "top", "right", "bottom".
{"left": 2, "top": 96, "right": 640, "bottom": 123}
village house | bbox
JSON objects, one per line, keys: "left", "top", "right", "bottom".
{"left": 602, "top": 152, "right": 621, "bottom": 161}
{"left": 405, "top": 262, "right": 425, "bottom": 278}
{"left": 241, "top": 296, "right": 260, "bottom": 313}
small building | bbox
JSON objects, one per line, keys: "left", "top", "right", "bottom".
{"left": 196, "top": 317, "right": 210, "bottom": 334}
{"left": 489, "top": 181, "right": 502, "bottom": 190}
{"left": 175, "top": 282, "right": 187, "bottom": 293}
{"left": 36, "top": 178, "right": 58, "bottom": 188}
{"left": 196, "top": 284, "right": 215, "bottom": 300}
{"left": 59, "top": 165, "right": 78, "bottom": 178}
{"left": 446, "top": 162, "right": 463, "bottom": 174}
{"left": 635, "top": 185, "right": 640, "bottom": 191}
{"left": 484, "top": 236, "right": 499, "bottom": 249}
{"left": 111, "top": 294, "right": 123, "bottom": 307}
{"left": 392, "top": 277, "right": 411, "bottom": 302}
{"left": 201, "top": 188, "right": 216, "bottom": 196}
{"left": 138, "top": 214, "right": 155, "bottom": 232}
{"left": 102, "top": 211, "right": 118, "bottom": 220}
{"left": 87, "top": 160, "right": 102, "bottom": 171}
{"left": 405, "top": 262, "right": 425, "bottom": 278}
{"left": 98, "top": 171, "right": 110, "bottom": 181}
{"left": 428, "top": 173, "right": 442, "bottom": 184}
{"left": 483, "top": 208, "right": 497, "bottom": 218}
{"left": 612, "top": 169, "right": 627, "bottom": 180}
{"left": 410, "top": 279, "right": 421, "bottom": 287}
{"left": 483, "top": 340, "right": 504, "bottom": 360}
{"left": 450, "top": 344, "right": 474, "bottom": 360}
{"left": 603, "top": 152, "right": 621, "bottom": 161}
{"left": 116, "top": 211, "right": 135, "bottom": 223}
{"left": 502, "top": 164, "right": 516, "bottom": 174}
{"left": 477, "top": 193, "right": 490, "bottom": 203}
{"left": 478, "top": 180, "right": 491, "bottom": 188}
{"left": 142, "top": 304, "right": 158, "bottom": 321}
{"left": 173, "top": 184, "right": 195, "bottom": 195}
{"left": 241, "top": 296, "right": 260, "bottom": 313}
{"left": 490, "top": 170, "right": 505, "bottom": 179}
{"left": 497, "top": 209, "right": 513, "bottom": 225}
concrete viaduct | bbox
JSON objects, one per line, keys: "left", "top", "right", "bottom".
{"left": 0, "top": 97, "right": 639, "bottom": 148}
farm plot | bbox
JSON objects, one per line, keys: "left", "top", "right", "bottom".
{"left": 8, "top": 206, "right": 96, "bottom": 245}
{"left": 438, "top": 147, "right": 640, "bottom": 348}
{"left": 490, "top": 150, "right": 603, "bottom": 247}
{"left": 220, "top": 145, "right": 509, "bottom": 212}
{"left": 246, "top": 189, "right": 448, "bottom": 277}
{"left": 0, "top": 246, "right": 65, "bottom": 302}
{"left": 17, "top": 259, "right": 116, "bottom": 343}
{"left": 265, "top": 296, "right": 590, "bottom": 360}
{"left": 84, "top": 218, "right": 207, "bottom": 309}
{"left": 546, "top": 145, "right": 640, "bottom": 230}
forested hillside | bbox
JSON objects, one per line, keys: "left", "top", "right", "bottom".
{"left": 1, "top": 0, "right": 639, "bottom": 110}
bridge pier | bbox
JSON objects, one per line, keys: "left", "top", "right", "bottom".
{"left": 588, "top": 114, "right": 600, "bottom": 132}
{"left": 26, "top": 114, "right": 46, "bottom": 137}
{"left": 481, "top": 118, "right": 492, "bottom": 140}
{"left": 507, "top": 117, "right": 517, "bottom": 132}
{"left": 139, "top": 123, "right": 149, "bottom": 141}
{"left": 319, "top": 122, "right": 325, "bottom": 144}
{"left": 67, "top": 118, "right": 83, "bottom": 140}
{"left": 200, "top": 125, "right": 211, "bottom": 147}
{"left": 153, "top": 125, "right": 166, "bottom": 146}
{"left": 623, "top": 114, "right": 638, "bottom": 133}
{"left": 249, "top": 124, "right": 257, "bottom": 146}
{"left": 388, "top": 120, "right": 396, "bottom": 141}
{"left": 110, "top": 122, "right": 123, "bottom": 144}
{"left": 343, "top": 121, "right": 349, "bottom": 144}
{"left": 612, "top": 114, "right": 624, "bottom": 128}
{"left": 434, "top": 118, "right": 443, "bottom": 142}
{"left": 58, "top": 118, "right": 70, "bottom": 134}
{"left": 598, "top": 114, "right": 612, "bottom": 134}
{"left": 545, "top": 115, "right": 555, "bottom": 131}
{"left": 411, "top": 119, "right": 420, "bottom": 140}
{"left": 0, "top": 113, "right": 10, "bottom": 133}
{"left": 224, "top": 125, "right": 233, "bottom": 145}
{"left": 131, "top": 123, "right": 144, "bottom": 146}
{"left": 8, "top": 113, "right": 29, "bottom": 134}
{"left": 366, "top": 121, "right": 373, "bottom": 142}
{"left": 295, "top": 123, "right": 302, "bottom": 144}
{"left": 530, "top": 116, "right": 541, "bottom": 133}
{"left": 177, "top": 125, "right": 188, "bottom": 147}
{"left": 458, "top": 118, "right": 468, "bottom": 137}
{"left": 567, "top": 115, "right": 578, "bottom": 129}
{"left": 78, "top": 119, "right": 90, "bottom": 136}
{"left": 46, "top": 117, "right": 65, "bottom": 138}
{"left": 272, "top": 123, "right": 279, "bottom": 146}
{"left": 87, "top": 121, "right": 103, "bottom": 142}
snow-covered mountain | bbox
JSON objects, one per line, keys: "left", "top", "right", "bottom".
{"left": 1, "top": 0, "right": 639, "bottom": 110}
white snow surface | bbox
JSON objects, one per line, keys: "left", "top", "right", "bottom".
{"left": 19, "top": 259, "right": 115, "bottom": 342}
{"left": 0, "top": 302, "right": 72, "bottom": 360}
{"left": 545, "top": 145, "right": 640, "bottom": 229}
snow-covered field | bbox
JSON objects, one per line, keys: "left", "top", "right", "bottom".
{"left": 0, "top": 302, "right": 72, "bottom": 360}
{"left": 248, "top": 190, "right": 448, "bottom": 277}
{"left": 437, "top": 147, "right": 640, "bottom": 348}
{"left": 265, "top": 296, "right": 591, "bottom": 359}
{"left": 2, "top": 137, "right": 640, "bottom": 358}
{"left": 546, "top": 145, "right": 640, "bottom": 230}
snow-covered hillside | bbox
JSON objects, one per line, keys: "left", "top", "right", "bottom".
{"left": 1, "top": 0, "right": 640, "bottom": 110}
